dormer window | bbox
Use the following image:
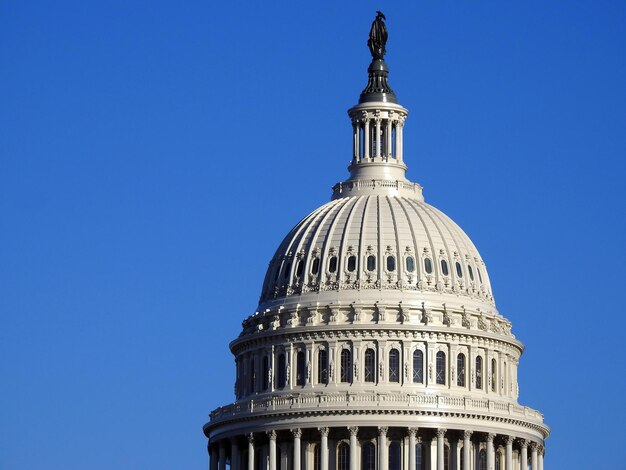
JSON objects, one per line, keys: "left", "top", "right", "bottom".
{"left": 328, "top": 256, "right": 338, "bottom": 273}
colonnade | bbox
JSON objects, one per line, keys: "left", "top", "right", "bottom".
{"left": 209, "top": 426, "right": 544, "bottom": 470}
{"left": 351, "top": 113, "right": 405, "bottom": 164}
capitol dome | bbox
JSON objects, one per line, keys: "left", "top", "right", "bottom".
{"left": 205, "top": 13, "right": 548, "bottom": 470}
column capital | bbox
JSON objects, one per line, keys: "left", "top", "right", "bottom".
{"left": 436, "top": 428, "right": 447, "bottom": 438}
{"left": 348, "top": 426, "right": 359, "bottom": 437}
{"left": 539, "top": 445, "right": 545, "bottom": 456}
{"left": 267, "top": 430, "right": 277, "bottom": 440}
{"left": 407, "top": 427, "right": 418, "bottom": 437}
{"left": 463, "top": 430, "right": 473, "bottom": 440}
{"left": 519, "top": 439, "right": 528, "bottom": 449}
{"left": 486, "top": 433, "right": 495, "bottom": 443}
{"left": 505, "top": 435, "right": 515, "bottom": 445}
{"left": 247, "top": 433, "right": 255, "bottom": 444}
{"left": 529, "top": 441, "right": 538, "bottom": 451}
{"left": 318, "top": 427, "right": 329, "bottom": 437}
{"left": 291, "top": 428, "right": 302, "bottom": 439}
{"left": 378, "top": 426, "right": 388, "bottom": 436}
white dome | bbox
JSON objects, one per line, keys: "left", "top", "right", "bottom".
{"left": 260, "top": 194, "right": 494, "bottom": 309}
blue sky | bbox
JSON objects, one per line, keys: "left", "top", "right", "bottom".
{"left": 1, "top": 1, "right": 625, "bottom": 469}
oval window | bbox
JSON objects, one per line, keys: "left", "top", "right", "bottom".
{"left": 468, "top": 265, "right": 474, "bottom": 281}
{"left": 406, "top": 256, "right": 415, "bottom": 273}
{"left": 296, "top": 259, "right": 304, "bottom": 277}
{"left": 347, "top": 255, "right": 356, "bottom": 272}
{"left": 329, "top": 256, "right": 338, "bottom": 273}
{"left": 455, "top": 262, "right": 463, "bottom": 277}
{"left": 424, "top": 257, "right": 433, "bottom": 274}
{"left": 441, "top": 259, "right": 449, "bottom": 276}
{"left": 386, "top": 256, "right": 396, "bottom": 272}
{"left": 367, "top": 255, "right": 376, "bottom": 271}
{"left": 311, "top": 258, "right": 320, "bottom": 275}
{"left": 283, "top": 262, "right": 291, "bottom": 279}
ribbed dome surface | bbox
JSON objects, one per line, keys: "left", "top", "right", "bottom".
{"left": 260, "top": 195, "right": 494, "bottom": 307}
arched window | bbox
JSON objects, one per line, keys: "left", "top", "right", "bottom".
{"left": 468, "top": 265, "right": 474, "bottom": 281}
{"left": 424, "top": 257, "right": 433, "bottom": 274}
{"left": 329, "top": 256, "right": 338, "bottom": 273}
{"left": 476, "top": 356, "right": 483, "bottom": 389}
{"left": 412, "top": 350, "right": 423, "bottom": 383}
{"left": 477, "top": 268, "right": 483, "bottom": 283}
{"left": 364, "top": 348, "right": 376, "bottom": 383}
{"left": 436, "top": 351, "right": 446, "bottom": 385}
{"left": 296, "top": 350, "right": 305, "bottom": 386}
{"left": 313, "top": 444, "right": 321, "bottom": 470}
{"left": 389, "top": 349, "right": 400, "bottom": 382}
{"left": 362, "top": 442, "right": 376, "bottom": 470}
{"left": 249, "top": 357, "right": 255, "bottom": 394}
{"left": 337, "top": 442, "right": 350, "bottom": 470}
{"left": 389, "top": 442, "right": 401, "bottom": 470}
{"left": 262, "top": 356, "right": 269, "bottom": 391}
{"left": 478, "top": 449, "right": 487, "bottom": 470}
{"left": 492, "top": 358, "right": 497, "bottom": 392}
{"left": 318, "top": 349, "right": 328, "bottom": 384}
{"left": 367, "top": 255, "right": 376, "bottom": 271}
{"left": 457, "top": 353, "right": 466, "bottom": 387}
{"left": 441, "top": 259, "right": 449, "bottom": 276}
{"left": 386, "top": 255, "right": 396, "bottom": 272}
{"left": 347, "top": 255, "right": 357, "bottom": 272}
{"left": 340, "top": 349, "right": 352, "bottom": 383}
{"left": 415, "top": 443, "right": 423, "bottom": 470}
{"left": 277, "top": 353, "right": 286, "bottom": 388}
{"left": 406, "top": 256, "right": 415, "bottom": 273}
{"left": 455, "top": 261, "right": 463, "bottom": 277}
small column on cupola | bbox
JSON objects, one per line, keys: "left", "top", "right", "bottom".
{"left": 347, "top": 11, "right": 409, "bottom": 182}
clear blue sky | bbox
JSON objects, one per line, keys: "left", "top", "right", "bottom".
{"left": 1, "top": 1, "right": 625, "bottom": 469}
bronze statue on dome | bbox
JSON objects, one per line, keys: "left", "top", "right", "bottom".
{"left": 368, "top": 11, "right": 388, "bottom": 60}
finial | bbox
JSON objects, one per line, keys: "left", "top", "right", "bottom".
{"left": 368, "top": 11, "right": 388, "bottom": 60}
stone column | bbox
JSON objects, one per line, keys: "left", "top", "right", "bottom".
{"left": 268, "top": 431, "right": 277, "bottom": 470}
{"left": 378, "top": 427, "right": 388, "bottom": 470}
{"left": 231, "top": 440, "right": 239, "bottom": 470}
{"left": 247, "top": 434, "right": 255, "bottom": 470}
{"left": 486, "top": 434, "right": 495, "bottom": 470}
{"left": 538, "top": 446, "right": 544, "bottom": 470}
{"left": 218, "top": 442, "right": 227, "bottom": 470}
{"left": 353, "top": 122, "right": 359, "bottom": 162}
{"left": 519, "top": 440, "right": 528, "bottom": 470}
{"left": 397, "top": 122, "right": 404, "bottom": 162}
{"left": 292, "top": 429, "right": 302, "bottom": 470}
{"left": 408, "top": 428, "right": 417, "bottom": 470}
{"left": 210, "top": 445, "right": 218, "bottom": 470}
{"left": 436, "top": 429, "right": 446, "bottom": 470}
{"left": 462, "top": 431, "right": 472, "bottom": 470}
{"left": 348, "top": 427, "right": 359, "bottom": 470}
{"left": 505, "top": 436, "right": 513, "bottom": 470}
{"left": 319, "top": 427, "right": 329, "bottom": 470}
{"left": 375, "top": 118, "right": 381, "bottom": 159}
{"left": 364, "top": 119, "right": 370, "bottom": 160}
{"left": 530, "top": 443, "right": 538, "bottom": 470}
{"left": 386, "top": 119, "right": 392, "bottom": 159}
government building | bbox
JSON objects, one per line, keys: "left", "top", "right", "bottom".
{"left": 203, "top": 13, "right": 549, "bottom": 470}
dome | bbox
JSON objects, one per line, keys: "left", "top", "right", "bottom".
{"left": 205, "top": 13, "right": 548, "bottom": 470}
{"left": 260, "top": 195, "right": 494, "bottom": 309}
